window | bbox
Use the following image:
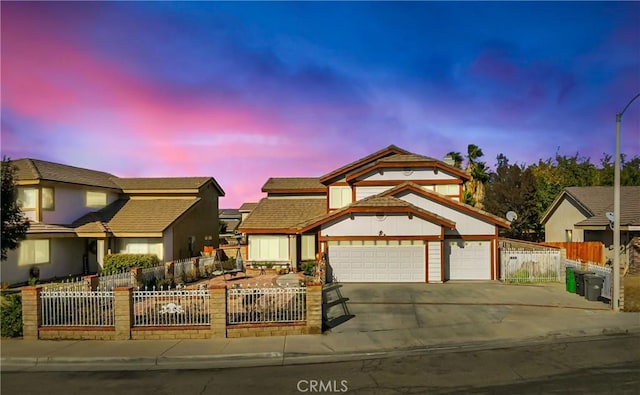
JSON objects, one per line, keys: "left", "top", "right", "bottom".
{"left": 17, "top": 187, "right": 37, "bottom": 209}
{"left": 18, "top": 239, "right": 50, "bottom": 266}
{"left": 118, "top": 238, "right": 163, "bottom": 260}
{"left": 248, "top": 235, "right": 288, "bottom": 261}
{"left": 435, "top": 184, "right": 459, "bottom": 195}
{"left": 329, "top": 186, "right": 351, "bottom": 209}
{"left": 565, "top": 230, "right": 573, "bottom": 242}
{"left": 41, "top": 187, "right": 54, "bottom": 210}
{"left": 86, "top": 191, "right": 107, "bottom": 208}
{"left": 301, "top": 234, "right": 316, "bottom": 261}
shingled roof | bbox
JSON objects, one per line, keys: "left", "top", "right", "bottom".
{"left": 74, "top": 198, "right": 200, "bottom": 235}
{"left": 238, "top": 198, "right": 327, "bottom": 232}
{"left": 114, "top": 177, "right": 222, "bottom": 193}
{"left": 319, "top": 145, "right": 410, "bottom": 183}
{"left": 262, "top": 177, "right": 325, "bottom": 193}
{"left": 12, "top": 158, "right": 119, "bottom": 189}
{"left": 541, "top": 186, "right": 640, "bottom": 227}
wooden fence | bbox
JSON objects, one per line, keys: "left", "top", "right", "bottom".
{"left": 543, "top": 242, "right": 604, "bottom": 265}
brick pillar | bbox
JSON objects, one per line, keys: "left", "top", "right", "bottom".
{"left": 83, "top": 275, "right": 99, "bottom": 291}
{"left": 306, "top": 284, "right": 323, "bottom": 334}
{"left": 114, "top": 287, "right": 133, "bottom": 340}
{"left": 193, "top": 258, "right": 200, "bottom": 280}
{"left": 131, "top": 267, "right": 143, "bottom": 289}
{"left": 209, "top": 283, "right": 227, "bottom": 338}
{"left": 21, "top": 287, "right": 41, "bottom": 340}
{"left": 166, "top": 262, "right": 174, "bottom": 283}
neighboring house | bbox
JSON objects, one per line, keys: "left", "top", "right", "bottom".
{"left": 219, "top": 208, "right": 241, "bottom": 233}
{"left": 541, "top": 186, "right": 640, "bottom": 265}
{"left": 4, "top": 158, "right": 224, "bottom": 286}
{"left": 239, "top": 145, "right": 510, "bottom": 283}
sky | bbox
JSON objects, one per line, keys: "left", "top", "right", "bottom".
{"left": 2, "top": 1, "right": 639, "bottom": 208}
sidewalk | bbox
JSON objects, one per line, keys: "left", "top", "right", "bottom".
{"left": 3, "top": 292, "right": 640, "bottom": 372}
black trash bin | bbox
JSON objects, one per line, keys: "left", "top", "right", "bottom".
{"left": 584, "top": 274, "right": 605, "bottom": 302}
{"left": 574, "top": 270, "right": 594, "bottom": 296}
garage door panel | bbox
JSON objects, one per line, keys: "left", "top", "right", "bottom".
{"left": 328, "top": 245, "right": 425, "bottom": 283}
{"left": 445, "top": 240, "right": 491, "bottom": 280}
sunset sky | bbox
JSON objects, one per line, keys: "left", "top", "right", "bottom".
{"left": 2, "top": 1, "right": 639, "bottom": 208}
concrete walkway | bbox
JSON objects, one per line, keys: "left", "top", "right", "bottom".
{"left": 2, "top": 282, "right": 639, "bottom": 372}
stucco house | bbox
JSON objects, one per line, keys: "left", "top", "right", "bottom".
{"left": 4, "top": 158, "right": 224, "bottom": 286}
{"left": 540, "top": 186, "right": 640, "bottom": 266}
{"left": 239, "top": 145, "right": 510, "bottom": 283}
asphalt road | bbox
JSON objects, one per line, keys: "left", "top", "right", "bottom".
{"left": 3, "top": 334, "right": 639, "bottom": 395}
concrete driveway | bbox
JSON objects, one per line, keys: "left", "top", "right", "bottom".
{"left": 323, "top": 281, "right": 611, "bottom": 333}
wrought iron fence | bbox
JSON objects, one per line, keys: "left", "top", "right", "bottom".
{"left": 132, "top": 288, "right": 210, "bottom": 326}
{"left": 98, "top": 270, "right": 133, "bottom": 290}
{"left": 40, "top": 290, "right": 115, "bottom": 327}
{"left": 501, "top": 249, "right": 562, "bottom": 283}
{"left": 40, "top": 277, "right": 88, "bottom": 292}
{"left": 227, "top": 286, "right": 306, "bottom": 324}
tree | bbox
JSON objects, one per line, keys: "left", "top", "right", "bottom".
{"left": 1, "top": 157, "right": 30, "bottom": 261}
{"left": 484, "top": 154, "right": 541, "bottom": 241}
{"left": 445, "top": 151, "right": 464, "bottom": 169}
{"left": 463, "top": 144, "right": 490, "bottom": 209}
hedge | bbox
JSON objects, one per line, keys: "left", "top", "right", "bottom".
{"left": 103, "top": 254, "right": 160, "bottom": 274}
{"left": 1, "top": 293, "right": 22, "bottom": 337}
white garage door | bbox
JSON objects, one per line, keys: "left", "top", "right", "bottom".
{"left": 328, "top": 245, "right": 425, "bottom": 282}
{"left": 445, "top": 240, "right": 491, "bottom": 280}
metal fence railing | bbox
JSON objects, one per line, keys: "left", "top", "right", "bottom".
{"left": 501, "top": 249, "right": 562, "bottom": 283}
{"left": 41, "top": 290, "right": 115, "bottom": 327}
{"left": 40, "top": 277, "right": 88, "bottom": 292}
{"left": 98, "top": 270, "right": 133, "bottom": 291}
{"left": 132, "top": 289, "right": 210, "bottom": 327}
{"left": 227, "top": 286, "right": 306, "bottom": 325}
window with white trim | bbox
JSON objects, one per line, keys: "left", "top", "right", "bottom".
{"left": 435, "top": 184, "right": 459, "bottom": 195}
{"left": 329, "top": 186, "right": 351, "bottom": 209}
{"left": 301, "top": 234, "right": 316, "bottom": 261}
{"left": 118, "top": 238, "right": 163, "bottom": 260}
{"left": 18, "top": 239, "right": 50, "bottom": 266}
{"left": 248, "top": 235, "right": 288, "bottom": 261}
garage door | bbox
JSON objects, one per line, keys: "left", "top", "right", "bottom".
{"left": 328, "top": 245, "right": 425, "bottom": 282}
{"left": 445, "top": 240, "right": 491, "bottom": 280}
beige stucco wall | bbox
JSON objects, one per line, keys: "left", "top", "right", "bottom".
{"left": 544, "top": 198, "right": 589, "bottom": 242}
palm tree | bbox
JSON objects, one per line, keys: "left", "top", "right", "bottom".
{"left": 445, "top": 151, "right": 464, "bottom": 169}
{"left": 463, "top": 144, "right": 489, "bottom": 209}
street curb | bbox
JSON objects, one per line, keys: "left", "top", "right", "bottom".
{"left": 3, "top": 327, "right": 639, "bottom": 372}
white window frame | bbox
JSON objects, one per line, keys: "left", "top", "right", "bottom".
{"left": 117, "top": 238, "right": 163, "bottom": 260}
{"left": 435, "top": 184, "right": 459, "bottom": 195}
{"left": 329, "top": 186, "right": 352, "bottom": 209}
{"left": 18, "top": 239, "right": 50, "bottom": 266}
{"left": 248, "top": 235, "right": 289, "bottom": 261}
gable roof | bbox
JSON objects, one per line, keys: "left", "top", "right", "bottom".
{"left": 73, "top": 198, "right": 200, "bottom": 235}
{"left": 540, "top": 186, "right": 640, "bottom": 226}
{"left": 345, "top": 153, "right": 470, "bottom": 182}
{"left": 238, "top": 198, "right": 327, "bottom": 233}
{"left": 297, "top": 194, "right": 456, "bottom": 232}
{"left": 114, "top": 177, "right": 217, "bottom": 191}
{"left": 12, "top": 158, "right": 120, "bottom": 189}
{"left": 262, "top": 177, "right": 325, "bottom": 193}
{"left": 383, "top": 182, "right": 511, "bottom": 228}
{"left": 319, "top": 145, "right": 410, "bottom": 184}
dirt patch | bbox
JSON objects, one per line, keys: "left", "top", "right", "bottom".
{"left": 186, "top": 272, "right": 299, "bottom": 290}
{"left": 623, "top": 275, "right": 640, "bottom": 312}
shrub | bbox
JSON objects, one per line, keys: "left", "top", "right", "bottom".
{"left": 301, "top": 260, "right": 316, "bottom": 276}
{"left": 1, "top": 293, "right": 23, "bottom": 337}
{"left": 103, "top": 254, "right": 160, "bottom": 274}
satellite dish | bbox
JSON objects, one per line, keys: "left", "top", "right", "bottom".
{"left": 606, "top": 211, "right": 615, "bottom": 223}
{"left": 506, "top": 211, "right": 518, "bottom": 222}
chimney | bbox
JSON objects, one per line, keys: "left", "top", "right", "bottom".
{"left": 443, "top": 155, "right": 455, "bottom": 166}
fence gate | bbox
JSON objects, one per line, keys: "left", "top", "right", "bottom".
{"left": 501, "top": 249, "right": 562, "bottom": 283}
